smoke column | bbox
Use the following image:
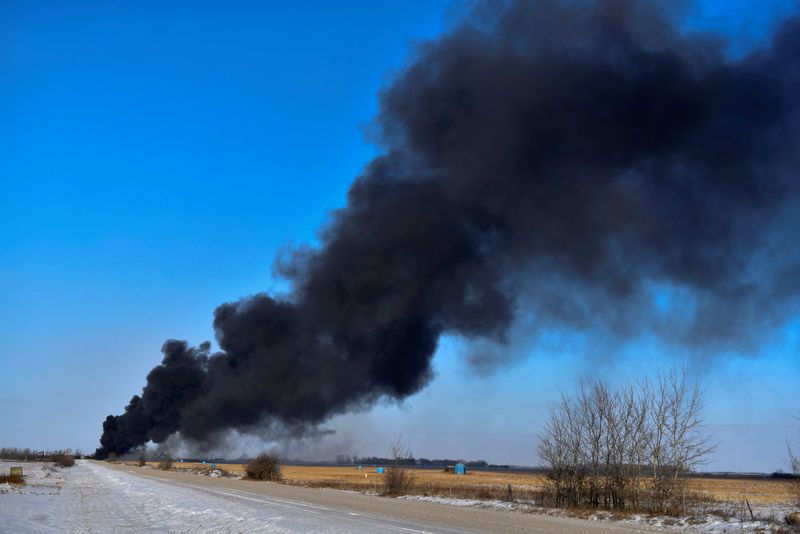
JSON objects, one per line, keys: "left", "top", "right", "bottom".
{"left": 97, "top": 0, "right": 800, "bottom": 458}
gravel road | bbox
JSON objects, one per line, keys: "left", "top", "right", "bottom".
{"left": 91, "top": 461, "right": 657, "bottom": 533}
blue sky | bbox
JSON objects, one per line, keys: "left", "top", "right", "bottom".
{"left": 1, "top": 1, "right": 798, "bottom": 471}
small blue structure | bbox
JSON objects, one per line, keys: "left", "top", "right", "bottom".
{"left": 454, "top": 463, "right": 467, "bottom": 475}
{"left": 376, "top": 467, "right": 385, "bottom": 474}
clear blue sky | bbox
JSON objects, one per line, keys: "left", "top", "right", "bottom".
{"left": 1, "top": 1, "right": 798, "bottom": 471}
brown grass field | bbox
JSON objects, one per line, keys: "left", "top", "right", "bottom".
{"left": 125, "top": 461, "right": 797, "bottom": 505}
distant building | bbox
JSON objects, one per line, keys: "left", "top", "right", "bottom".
{"left": 454, "top": 463, "right": 467, "bottom": 475}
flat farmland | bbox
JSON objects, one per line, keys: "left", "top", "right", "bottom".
{"left": 683, "top": 475, "right": 797, "bottom": 504}
{"left": 126, "top": 462, "right": 797, "bottom": 505}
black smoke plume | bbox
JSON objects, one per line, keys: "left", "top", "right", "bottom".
{"left": 97, "top": 0, "right": 800, "bottom": 458}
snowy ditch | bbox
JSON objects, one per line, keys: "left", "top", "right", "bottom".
{"left": 399, "top": 494, "right": 800, "bottom": 532}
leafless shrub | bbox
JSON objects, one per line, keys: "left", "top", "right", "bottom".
{"left": 786, "top": 511, "right": 800, "bottom": 526}
{"left": 106, "top": 452, "right": 118, "bottom": 462}
{"left": 138, "top": 453, "right": 146, "bottom": 467}
{"left": 382, "top": 437, "right": 416, "bottom": 496}
{"left": 49, "top": 453, "right": 75, "bottom": 467}
{"left": 158, "top": 455, "right": 173, "bottom": 471}
{"left": 538, "top": 366, "right": 715, "bottom": 515}
{"left": 246, "top": 453, "right": 282, "bottom": 481}
{"left": 0, "top": 474, "right": 24, "bottom": 484}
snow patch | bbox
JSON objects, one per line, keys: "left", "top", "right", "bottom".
{"left": 399, "top": 490, "right": 800, "bottom": 532}
{"left": 399, "top": 494, "right": 536, "bottom": 512}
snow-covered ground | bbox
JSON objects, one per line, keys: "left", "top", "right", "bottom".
{"left": 616, "top": 508, "right": 798, "bottom": 534}
{"left": 1, "top": 460, "right": 294, "bottom": 532}
{"left": 399, "top": 494, "right": 533, "bottom": 512}
{"left": 0, "top": 460, "right": 66, "bottom": 497}
{"left": 0, "top": 460, "right": 442, "bottom": 533}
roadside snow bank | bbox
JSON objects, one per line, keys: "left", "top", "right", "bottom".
{"left": 400, "top": 493, "right": 800, "bottom": 532}
{"left": 399, "top": 494, "right": 536, "bottom": 512}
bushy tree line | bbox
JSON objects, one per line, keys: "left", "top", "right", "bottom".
{"left": 1, "top": 447, "right": 80, "bottom": 464}
{"left": 0, "top": 447, "right": 44, "bottom": 461}
{"left": 337, "top": 455, "right": 487, "bottom": 468}
{"left": 538, "top": 368, "right": 715, "bottom": 514}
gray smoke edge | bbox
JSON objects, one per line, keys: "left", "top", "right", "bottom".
{"left": 97, "top": 0, "right": 800, "bottom": 458}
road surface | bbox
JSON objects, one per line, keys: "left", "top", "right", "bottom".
{"left": 1, "top": 460, "right": 658, "bottom": 533}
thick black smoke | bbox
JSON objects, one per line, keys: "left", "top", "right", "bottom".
{"left": 97, "top": 0, "right": 800, "bottom": 458}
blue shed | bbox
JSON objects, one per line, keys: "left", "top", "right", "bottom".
{"left": 454, "top": 463, "right": 467, "bottom": 475}
{"left": 376, "top": 467, "right": 385, "bottom": 474}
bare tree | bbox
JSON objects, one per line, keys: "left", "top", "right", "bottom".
{"left": 538, "top": 398, "right": 569, "bottom": 506}
{"left": 791, "top": 446, "right": 800, "bottom": 503}
{"left": 661, "top": 368, "right": 716, "bottom": 514}
{"left": 581, "top": 384, "right": 605, "bottom": 508}
{"left": 790, "top": 416, "right": 800, "bottom": 505}
{"left": 538, "top": 393, "right": 589, "bottom": 507}
{"left": 537, "top": 367, "right": 716, "bottom": 514}
{"left": 640, "top": 368, "right": 717, "bottom": 514}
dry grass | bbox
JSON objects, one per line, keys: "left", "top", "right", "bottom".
{"left": 382, "top": 465, "right": 415, "bottom": 496}
{"left": 276, "top": 466, "right": 546, "bottom": 500}
{"left": 686, "top": 477, "right": 798, "bottom": 505}
{"left": 120, "top": 461, "right": 797, "bottom": 505}
{"left": 0, "top": 474, "right": 25, "bottom": 484}
{"left": 158, "top": 456, "right": 174, "bottom": 471}
{"left": 49, "top": 454, "right": 75, "bottom": 468}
